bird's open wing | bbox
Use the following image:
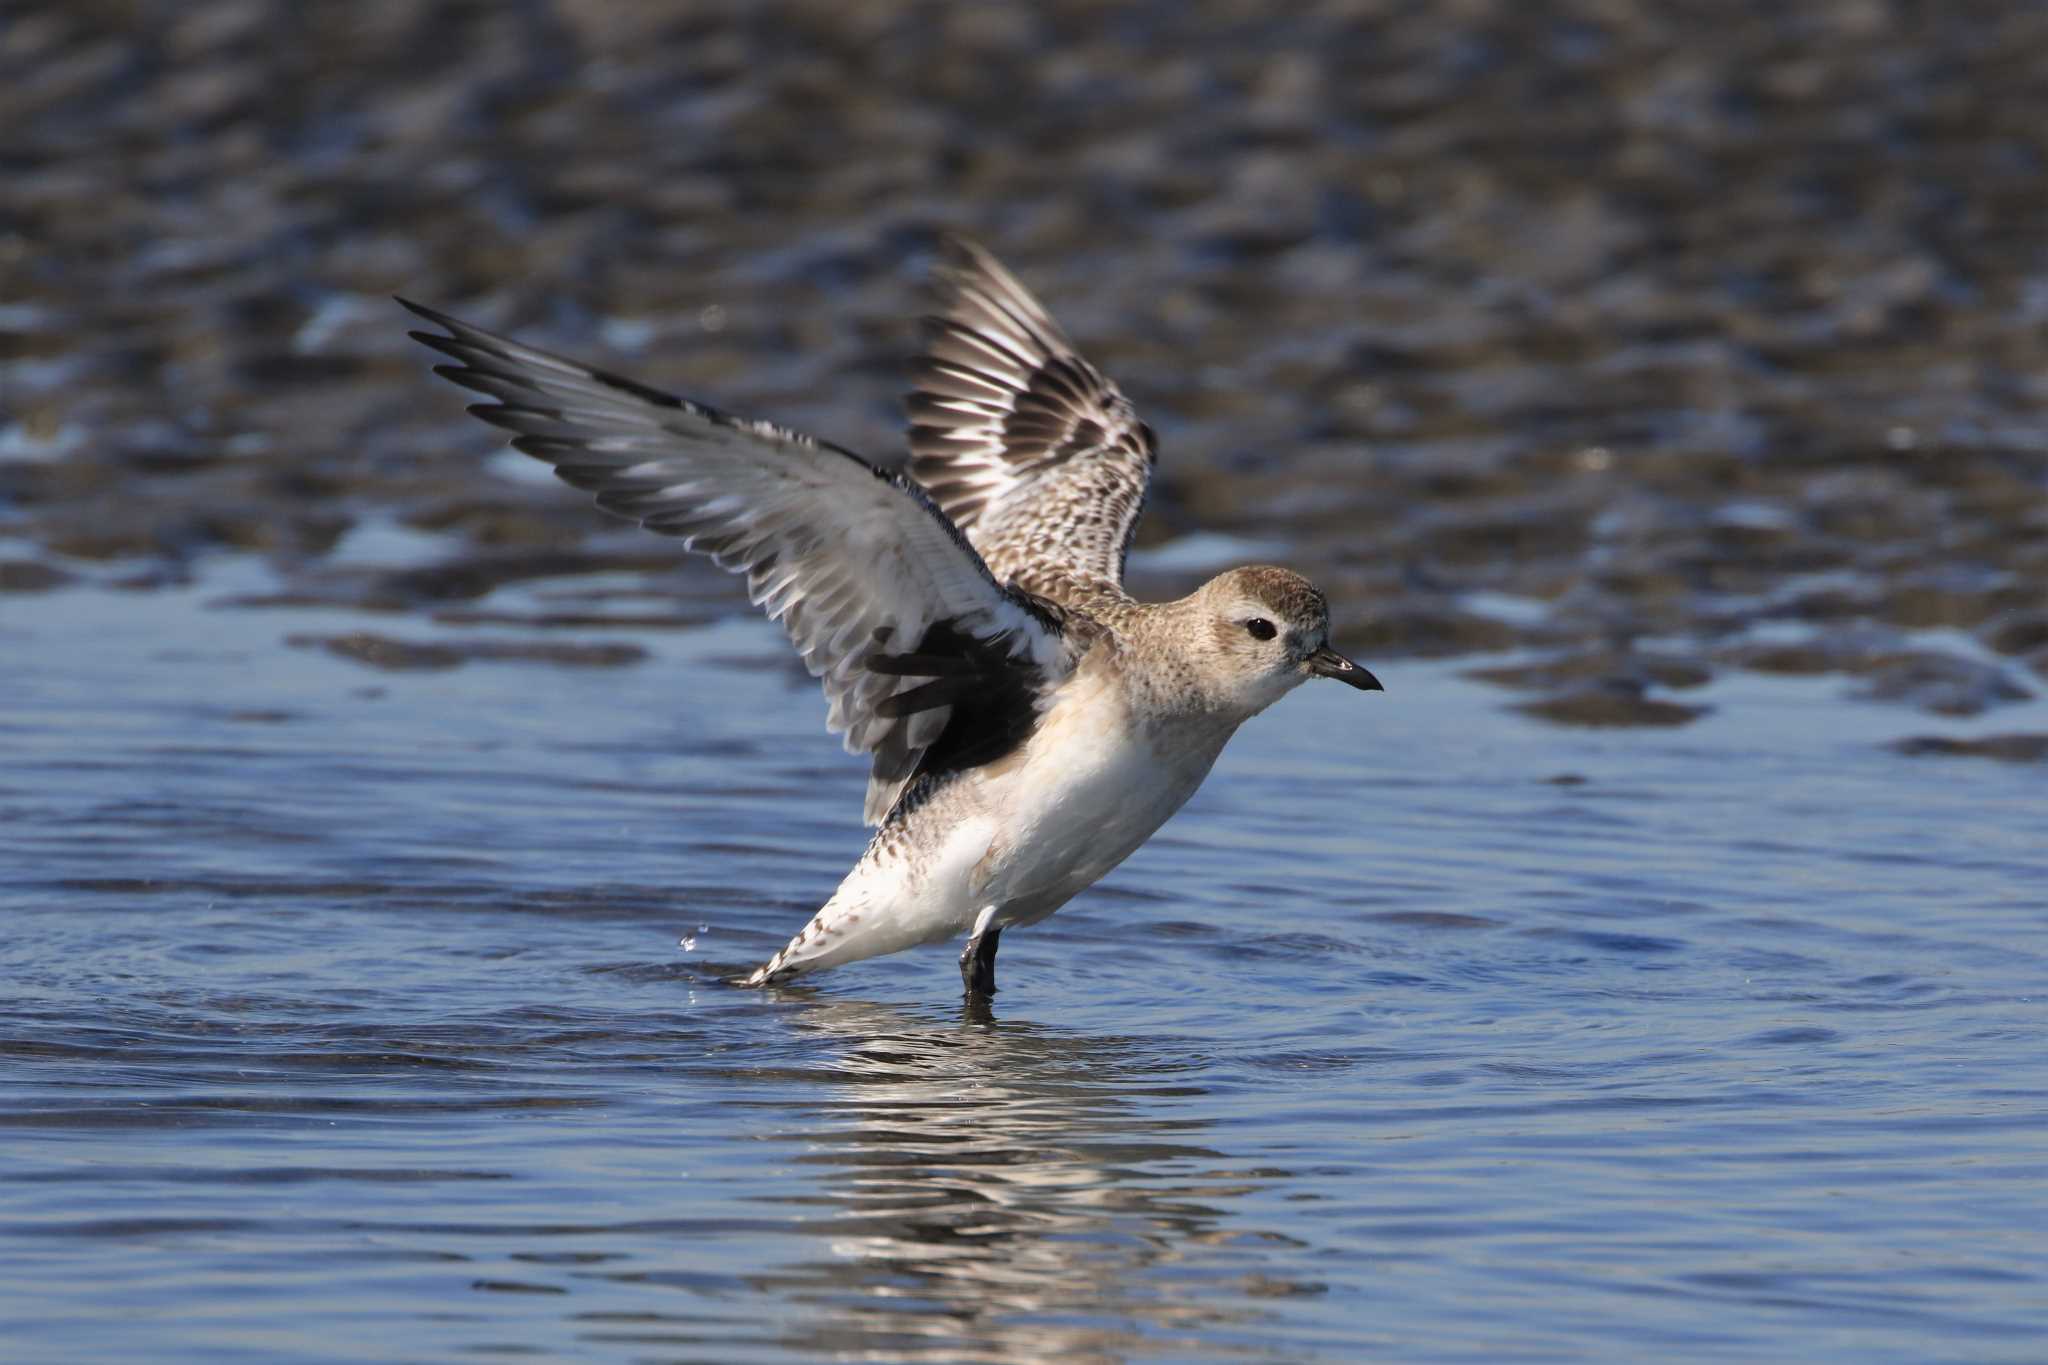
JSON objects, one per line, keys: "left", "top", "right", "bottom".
{"left": 906, "top": 238, "right": 1157, "bottom": 605}
{"left": 402, "top": 300, "right": 1067, "bottom": 825}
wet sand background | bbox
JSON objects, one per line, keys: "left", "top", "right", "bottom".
{"left": 5, "top": 0, "right": 2046, "bottom": 741}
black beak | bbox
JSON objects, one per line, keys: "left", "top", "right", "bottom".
{"left": 1307, "top": 645, "right": 1382, "bottom": 692}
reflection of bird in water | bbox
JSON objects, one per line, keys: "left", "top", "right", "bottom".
{"left": 403, "top": 240, "right": 1379, "bottom": 999}
{"left": 758, "top": 998, "right": 1325, "bottom": 1362}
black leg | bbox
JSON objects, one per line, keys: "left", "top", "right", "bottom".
{"left": 959, "top": 926, "right": 1001, "bottom": 998}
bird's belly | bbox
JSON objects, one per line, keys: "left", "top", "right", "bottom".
{"left": 973, "top": 704, "right": 1222, "bottom": 924}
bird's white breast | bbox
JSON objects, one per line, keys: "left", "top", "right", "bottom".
{"left": 970, "top": 658, "right": 1229, "bottom": 925}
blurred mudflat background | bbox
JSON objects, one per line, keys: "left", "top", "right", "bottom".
{"left": 3, "top": 4, "right": 2045, "bottom": 1362}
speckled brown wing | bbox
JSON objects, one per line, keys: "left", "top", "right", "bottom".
{"left": 400, "top": 299, "right": 1070, "bottom": 826}
{"left": 906, "top": 238, "right": 1157, "bottom": 607}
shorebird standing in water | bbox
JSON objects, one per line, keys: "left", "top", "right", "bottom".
{"left": 402, "top": 239, "right": 1381, "bottom": 998}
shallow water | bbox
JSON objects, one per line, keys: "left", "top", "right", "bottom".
{"left": 4, "top": 564, "right": 2045, "bottom": 1362}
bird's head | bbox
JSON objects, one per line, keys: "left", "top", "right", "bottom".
{"left": 1188, "top": 565, "right": 1381, "bottom": 718}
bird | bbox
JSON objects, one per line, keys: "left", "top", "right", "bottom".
{"left": 399, "top": 238, "right": 1381, "bottom": 998}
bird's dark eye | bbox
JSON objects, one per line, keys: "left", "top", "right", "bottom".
{"left": 1245, "top": 618, "right": 1277, "bottom": 641}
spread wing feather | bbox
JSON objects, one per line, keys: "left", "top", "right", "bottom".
{"left": 906, "top": 238, "right": 1158, "bottom": 605}
{"left": 401, "top": 300, "right": 1067, "bottom": 825}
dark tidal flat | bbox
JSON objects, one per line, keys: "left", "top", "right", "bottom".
{"left": 4, "top": 3, "right": 2047, "bottom": 1361}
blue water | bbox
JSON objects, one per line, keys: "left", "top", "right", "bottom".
{"left": 3, "top": 562, "right": 2045, "bottom": 1362}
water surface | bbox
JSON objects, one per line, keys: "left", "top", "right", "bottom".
{"left": 4, "top": 568, "right": 2043, "bottom": 1362}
